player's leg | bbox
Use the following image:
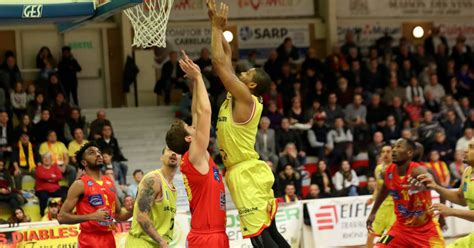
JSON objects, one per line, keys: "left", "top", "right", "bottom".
{"left": 79, "top": 232, "right": 116, "bottom": 248}
{"left": 267, "top": 218, "right": 290, "bottom": 248}
{"left": 250, "top": 229, "right": 278, "bottom": 248}
{"left": 374, "top": 223, "right": 407, "bottom": 248}
{"left": 187, "top": 231, "right": 229, "bottom": 248}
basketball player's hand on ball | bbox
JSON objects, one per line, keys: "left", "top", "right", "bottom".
{"left": 206, "top": 0, "right": 228, "bottom": 29}
{"left": 90, "top": 208, "right": 109, "bottom": 221}
{"left": 179, "top": 50, "right": 201, "bottom": 80}
{"left": 415, "top": 173, "right": 438, "bottom": 190}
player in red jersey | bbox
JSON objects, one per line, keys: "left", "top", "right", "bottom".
{"left": 366, "top": 138, "right": 445, "bottom": 248}
{"left": 165, "top": 51, "right": 229, "bottom": 248}
{"left": 58, "top": 143, "right": 133, "bottom": 248}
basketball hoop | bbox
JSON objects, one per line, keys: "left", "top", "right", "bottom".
{"left": 124, "top": 0, "right": 174, "bottom": 48}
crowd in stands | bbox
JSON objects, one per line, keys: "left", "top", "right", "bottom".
{"left": 0, "top": 47, "right": 144, "bottom": 223}
{"left": 172, "top": 28, "right": 474, "bottom": 204}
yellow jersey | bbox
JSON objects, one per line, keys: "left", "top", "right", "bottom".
{"left": 216, "top": 93, "right": 262, "bottom": 168}
{"left": 128, "top": 169, "right": 177, "bottom": 245}
{"left": 375, "top": 163, "right": 393, "bottom": 206}
{"left": 463, "top": 166, "right": 474, "bottom": 210}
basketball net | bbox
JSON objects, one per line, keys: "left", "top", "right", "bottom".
{"left": 124, "top": 0, "right": 174, "bottom": 48}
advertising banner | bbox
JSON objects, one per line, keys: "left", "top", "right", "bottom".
{"left": 337, "top": 20, "right": 402, "bottom": 51}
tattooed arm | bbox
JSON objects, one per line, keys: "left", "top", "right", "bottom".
{"left": 136, "top": 174, "right": 168, "bottom": 247}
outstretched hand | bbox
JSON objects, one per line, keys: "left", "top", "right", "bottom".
{"left": 178, "top": 50, "right": 201, "bottom": 80}
{"left": 206, "top": 0, "right": 229, "bottom": 29}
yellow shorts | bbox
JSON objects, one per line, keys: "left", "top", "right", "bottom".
{"left": 447, "top": 232, "right": 474, "bottom": 248}
{"left": 125, "top": 234, "right": 159, "bottom": 248}
{"left": 225, "top": 159, "right": 277, "bottom": 238}
{"left": 372, "top": 201, "right": 396, "bottom": 236}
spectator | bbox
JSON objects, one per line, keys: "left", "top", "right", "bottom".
{"left": 341, "top": 31, "right": 360, "bottom": 58}
{"left": 307, "top": 112, "right": 329, "bottom": 159}
{"left": 39, "top": 130, "right": 75, "bottom": 186}
{"left": 97, "top": 124, "right": 127, "bottom": 162}
{"left": 388, "top": 96, "right": 408, "bottom": 128}
{"left": 424, "top": 27, "right": 448, "bottom": 56}
{"left": 334, "top": 77, "right": 353, "bottom": 108}
{"left": 345, "top": 60, "right": 364, "bottom": 88}
{"left": 302, "top": 47, "right": 324, "bottom": 74}
{"left": 383, "top": 76, "right": 406, "bottom": 105}
{"left": 307, "top": 80, "right": 328, "bottom": 107}
{"left": 194, "top": 47, "right": 212, "bottom": 72}
{"left": 41, "top": 198, "right": 61, "bottom": 221}
{"left": 365, "top": 58, "right": 386, "bottom": 93}
{"left": 0, "top": 159, "right": 22, "bottom": 211}
{"left": 451, "top": 35, "right": 472, "bottom": 68}
{"left": 305, "top": 99, "right": 324, "bottom": 122}
{"left": 0, "top": 111, "right": 13, "bottom": 159}
{"left": 0, "top": 51, "right": 22, "bottom": 92}
{"left": 121, "top": 195, "right": 134, "bottom": 214}
{"left": 456, "top": 128, "right": 474, "bottom": 152}
{"left": 278, "top": 164, "right": 302, "bottom": 196}
{"left": 27, "top": 92, "right": 47, "bottom": 124}
{"left": 459, "top": 97, "right": 471, "bottom": 120}
{"left": 405, "top": 76, "right": 425, "bottom": 104}
{"left": 430, "top": 131, "right": 454, "bottom": 164}
{"left": 32, "top": 109, "right": 57, "bottom": 144}
{"left": 88, "top": 110, "right": 112, "bottom": 140}
{"left": 310, "top": 160, "right": 334, "bottom": 198}
{"left": 262, "top": 82, "right": 283, "bottom": 111}
{"left": 287, "top": 96, "right": 311, "bottom": 130}
{"left": 263, "top": 50, "right": 281, "bottom": 81}
{"left": 35, "top": 152, "right": 67, "bottom": 216}
{"left": 424, "top": 74, "right": 445, "bottom": 103}
{"left": 51, "top": 93, "right": 71, "bottom": 142}
{"left": 104, "top": 168, "right": 125, "bottom": 201}
{"left": 441, "top": 95, "right": 465, "bottom": 122}
{"left": 46, "top": 73, "right": 65, "bottom": 103}
{"left": 11, "top": 133, "right": 41, "bottom": 190}
{"left": 277, "top": 183, "right": 301, "bottom": 203}
{"left": 366, "top": 94, "right": 387, "bottom": 132}
{"left": 14, "top": 114, "right": 33, "bottom": 142}
{"left": 323, "top": 93, "right": 345, "bottom": 126}
{"left": 326, "top": 117, "right": 353, "bottom": 166}
{"left": 423, "top": 90, "right": 441, "bottom": 116}
{"left": 382, "top": 115, "right": 401, "bottom": 145}
{"left": 360, "top": 176, "right": 377, "bottom": 195}
{"left": 263, "top": 101, "right": 283, "bottom": 130}
{"left": 64, "top": 107, "right": 89, "bottom": 142}
{"left": 367, "top": 132, "right": 386, "bottom": 172}
{"left": 276, "top": 62, "right": 296, "bottom": 93}
{"left": 276, "top": 118, "right": 303, "bottom": 153}
{"left": 236, "top": 50, "right": 258, "bottom": 73}
{"left": 154, "top": 51, "right": 185, "bottom": 105}
{"left": 67, "top": 128, "right": 88, "bottom": 166}
{"left": 418, "top": 110, "right": 444, "bottom": 148}
{"left": 58, "top": 46, "right": 81, "bottom": 106}
{"left": 126, "top": 169, "right": 144, "bottom": 199}
{"left": 412, "top": 45, "right": 433, "bottom": 74}
{"left": 405, "top": 95, "right": 424, "bottom": 125}
{"left": 8, "top": 207, "right": 30, "bottom": 224}
{"left": 333, "top": 160, "right": 359, "bottom": 196}
{"left": 36, "top": 46, "right": 56, "bottom": 69}
{"left": 344, "top": 93, "right": 369, "bottom": 143}
{"left": 37, "top": 58, "right": 56, "bottom": 88}
{"left": 277, "top": 143, "right": 305, "bottom": 173}
{"left": 449, "top": 151, "right": 465, "bottom": 188}
{"left": 303, "top": 184, "right": 320, "bottom": 225}
{"left": 102, "top": 149, "right": 128, "bottom": 186}
{"left": 465, "top": 110, "right": 474, "bottom": 129}
{"left": 26, "top": 84, "right": 36, "bottom": 103}
{"left": 399, "top": 59, "right": 416, "bottom": 87}
{"left": 256, "top": 117, "right": 278, "bottom": 168}
{"left": 426, "top": 150, "right": 450, "bottom": 188}
{"left": 442, "top": 110, "right": 464, "bottom": 145}
{"left": 276, "top": 37, "right": 299, "bottom": 63}
{"left": 11, "top": 82, "right": 27, "bottom": 120}
{"left": 446, "top": 75, "right": 465, "bottom": 100}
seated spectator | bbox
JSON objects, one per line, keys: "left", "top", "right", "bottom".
{"left": 307, "top": 112, "right": 329, "bottom": 159}
{"left": 303, "top": 184, "right": 320, "bottom": 225}
{"left": 104, "top": 168, "right": 125, "bottom": 201}
{"left": 276, "top": 118, "right": 303, "bottom": 153}
{"left": 41, "top": 198, "right": 61, "bottom": 221}
{"left": 263, "top": 50, "right": 281, "bottom": 81}
{"left": 382, "top": 115, "right": 401, "bottom": 145}
{"left": 399, "top": 59, "right": 416, "bottom": 86}
{"left": 256, "top": 117, "right": 278, "bottom": 168}
{"left": 306, "top": 80, "right": 328, "bottom": 107}
{"left": 442, "top": 110, "right": 464, "bottom": 146}
{"left": 14, "top": 114, "right": 33, "bottom": 142}
{"left": 459, "top": 97, "right": 471, "bottom": 119}
{"left": 424, "top": 74, "right": 445, "bottom": 103}
{"left": 35, "top": 152, "right": 67, "bottom": 216}
{"left": 456, "top": 128, "right": 474, "bottom": 152}
{"left": 388, "top": 96, "right": 408, "bottom": 128}
{"left": 326, "top": 117, "right": 353, "bottom": 166}
{"left": 406, "top": 76, "right": 425, "bottom": 104}
{"left": 426, "top": 150, "right": 450, "bottom": 188}
{"left": 333, "top": 160, "right": 359, "bottom": 196}
{"left": 0, "top": 51, "right": 22, "bottom": 92}
{"left": 366, "top": 94, "right": 387, "bottom": 132}
{"left": 334, "top": 77, "right": 354, "bottom": 108}
{"left": 367, "top": 132, "right": 386, "bottom": 172}
{"left": 10, "top": 82, "right": 27, "bottom": 120}
{"left": 359, "top": 176, "right": 377, "bottom": 195}
{"left": 32, "top": 109, "right": 58, "bottom": 144}
{"left": 0, "top": 159, "right": 23, "bottom": 211}
{"left": 11, "top": 133, "right": 41, "bottom": 190}
{"left": 277, "top": 183, "right": 301, "bottom": 203}
{"left": 97, "top": 124, "right": 127, "bottom": 162}
{"left": 345, "top": 94, "right": 369, "bottom": 144}
{"left": 465, "top": 109, "right": 474, "bottom": 129}
{"left": 423, "top": 91, "right": 441, "bottom": 116}
{"left": 310, "top": 160, "right": 334, "bottom": 198}
{"left": 102, "top": 149, "right": 128, "bottom": 185}
{"left": 441, "top": 95, "right": 465, "bottom": 122}
{"left": 418, "top": 110, "right": 444, "bottom": 148}
{"left": 287, "top": 96, "right": 311, "bottom": 130}
{"left": 0, "top": 110, "right": 13, "bottom": 159}
{"left": 64, "top": 107, "right": 89, "bottom": 143}
{"left": 383, "top": 76, "right": 406, "bottom": 105}
{"left": 27, "top": 92, "right": 47, "bottom": 124}
{"left": 450, "top": 150, "right": 465, "bottom": 188}
{"left": 121, "top": 195, "right": 134, "bottom": 213}
{"left": 68, "top": 128, "right": 88, "bottom": 166}
{"left": 8, "top": 207, "right": 30, "bottom": 224}
{"left": 88, "top": 110, "right": 112, "bottom": 140}
{"left": 305, "top": 99, "right": 324, "bottom": 121}
{"left": 39, "top": 130, "right": 76, "bottom": 186}
{"left": 46, "top": 73, "right": 65, "bottom": 102}
{"left": 446, "top": 77, "right": 465, "bottom": 100}
{"left": 263, "top": 101, "right": 283, "bottom": 130}
{"left": 323, "top": 93, "right": 345, "bottom": 126}
{"left": 278, "top": 164, "right": 302, "bottom": 196}
{"left": 430, "top": 131, "right": 454, "bottom": 164}
{"left": 51, "top": 93, "right": 71, "bottom": 141}
{"left": 127, "top": 169, "right": 144, "bottom": 199}
{"left": 276, "top": 37, "right": 299, "bottom": 63}
{"left": 262, "top": 82, "right": 283, "bottom": 111}
{"left": 405, "top": 95, "right": 423, "bottom": 125}
{"left": 277, "top": 143, "right": 305, "bottom": 173}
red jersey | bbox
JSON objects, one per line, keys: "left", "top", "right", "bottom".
{"left": 181, "top": 152, "right": 226, "bottom": 232}
{"left": 76, "top": 174, "right": 116, "bottom": 233}
{"left": 384, "top": 162, "right": 434, "bottom": 228}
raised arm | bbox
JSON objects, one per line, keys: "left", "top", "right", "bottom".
{"left": 58, "top": 180, "right": 109, "bottom": 224}
{"left": 179, "top": 51, "right": 211, "bottom": 172}
{"left": 135, "top": 175, "right": 168, "bottom": 247}
{"left": 207, "top": 0, "right": 253, "bottom": 105}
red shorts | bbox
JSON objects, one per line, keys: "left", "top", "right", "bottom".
{"left": 78, "top": 231, "right": 115, "bottom": 248}
{"left": 375, "top": 221, "right": 444, "bottom": 248}
{"left": 187, "top": 230, "right": 229, "bottom": 248}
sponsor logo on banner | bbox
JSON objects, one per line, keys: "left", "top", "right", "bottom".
{"left": 22, "top": 5, "right": 43, "bottom": 18}
{"left": 437, "top": 21, "right": 474, "bottom": 48}
{"left": 337, "top": 21, "right": 402, "bottom": 51}
{"left": 315, "top": 205, "right": 338, "bottom": 230}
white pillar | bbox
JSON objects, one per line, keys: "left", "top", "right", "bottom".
{"left": 325, "top": 0, "right": 338, "bottom": 52}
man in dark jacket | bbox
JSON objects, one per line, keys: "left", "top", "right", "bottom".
{"left": 154, "top": 51, "right": 185, "bottom": 105}
{"left": 97, "top": 124, "right": 126, "bottom": 162}
{"left": 58, "top": 46, "right": 81, "bottom": 106}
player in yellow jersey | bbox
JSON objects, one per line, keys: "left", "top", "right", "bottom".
{"left": 125, "top": 147, "right": 179, "bottom": 248}
{"left": 415, "top": 140, "right": 474, "bottom": 247}
{"left": 366, "top": 145, "right": 396, "bottom": 247}
{"left": 207, "top": 1, "right": 289, "bottom": 247}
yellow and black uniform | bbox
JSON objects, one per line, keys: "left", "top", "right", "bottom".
{"left": 216, "top": 93, "right": 277, "bottom": 238}
{"left": 448, "top": 166, "right": 474, "bottom": 247}
{"left": 372, "top": 163, "right": 396, "bottom": 236}
{"left": 125, "top": 169, "right": 177, "bottom": 247}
